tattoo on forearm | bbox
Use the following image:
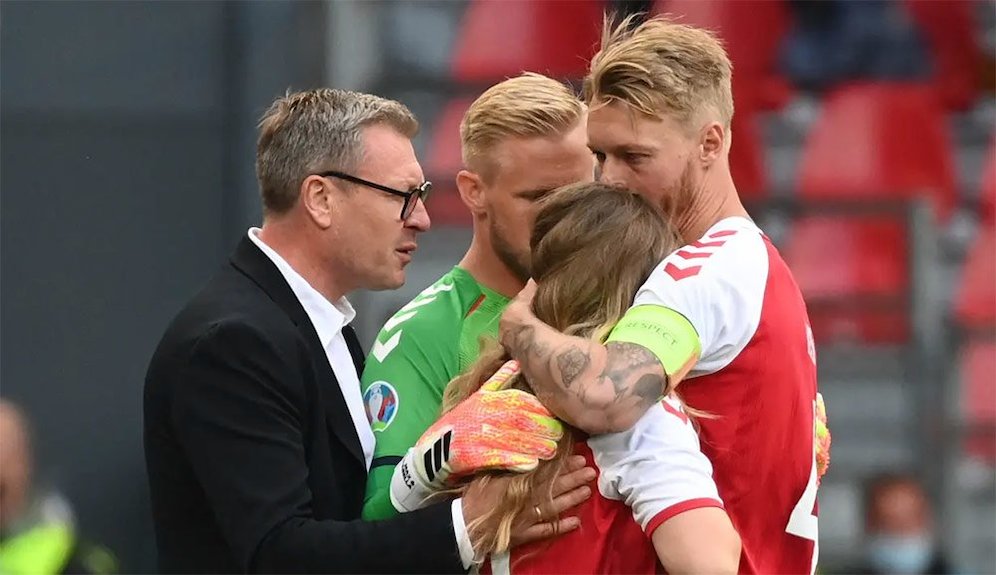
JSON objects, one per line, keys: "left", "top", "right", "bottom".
{"left": 555, "top": 346, "right": 590, "bottom": 389}
{"left": 508, "top": 321, "right": 666, "bottom": 424}
{"left": 507, "top": 323, "right": 549, "bottom": 372}
{"left": 633, "top": 374, "right": 666, "bottom": 403}
{"left": 598, "top": 342, "right": 666, "bottom": 407}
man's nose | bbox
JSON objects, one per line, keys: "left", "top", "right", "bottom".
{"left": 404, "top": 196, "right": 431, "bottom": 232}
{"left": 598, "top": 158, "right": 629, "bottom": 188}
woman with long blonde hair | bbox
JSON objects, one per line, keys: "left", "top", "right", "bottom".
{"left": 440, "top": 182, "right": 741, "bottom": 574}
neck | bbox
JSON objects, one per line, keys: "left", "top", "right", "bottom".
{"left": 258, "top": 218, "right": 349, "bottom": 302}
{"left": 674, "top": 166, "right": 750, "bottom": 243}
{"left": 458, "top": 219, "right": 526, "bottom": 298}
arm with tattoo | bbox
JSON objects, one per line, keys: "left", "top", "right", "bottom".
{"left": 500, "top": 300, "right": 667, "bottom": 435}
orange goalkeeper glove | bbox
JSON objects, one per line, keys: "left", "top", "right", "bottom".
{"left": 390, "top": 361, "right": 563, "bottom": 512}
{"left": 815, "top": 392, "right": 831, "bottom": 483}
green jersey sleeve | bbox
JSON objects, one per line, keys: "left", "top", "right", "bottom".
{"left": 360, "top": 288, "right": 462, "bottom": 520}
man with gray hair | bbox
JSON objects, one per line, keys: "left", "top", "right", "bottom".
{"left": 143, "top": 88, "right": 589, "bottom": 573}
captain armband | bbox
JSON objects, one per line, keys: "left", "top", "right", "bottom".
{"left": 605, "top": 305, "right": 701, "bottom": 385}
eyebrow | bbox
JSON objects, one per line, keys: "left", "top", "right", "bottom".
{"left": 589, "top": 143, "right": 656, "bottom": 155}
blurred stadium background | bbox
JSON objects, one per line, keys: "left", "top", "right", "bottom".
{"left": 1, "top": 0, "right": 993, "bottom": 572}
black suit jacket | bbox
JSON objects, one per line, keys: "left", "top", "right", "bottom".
{"left": 144, "top": 237, "right": 464, "bottom": 574}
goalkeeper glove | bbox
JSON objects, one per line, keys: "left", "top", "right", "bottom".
{"left": 390, "top": 361, "right": 563, "bottom": 512}
{"left": 815, "top": 392, "right": 831, "bottom": 483}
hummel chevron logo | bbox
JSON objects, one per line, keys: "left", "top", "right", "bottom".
{"left": 689, "top": 239, "right": 728, "bottom": 249}
{"left": 664, "top": 262, "right": 702, "bottom": 281}
{"left": 664, "top": 229, "right": 738, "bottom": 281}
{"left": 371, "top": 330, "right": 402, "bottom": 362}
{"left": 676, "top": 249, "right": 713, "bottom": 259}
{"left": 382, "top": 310, "right": 417, "bottom": 333}
{"left": 420, "top": 282, "right": 455, "bottom": 298}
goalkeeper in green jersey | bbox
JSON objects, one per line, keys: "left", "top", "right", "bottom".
{"left": 361, "top": 73, "right": 595, "bottom": 519}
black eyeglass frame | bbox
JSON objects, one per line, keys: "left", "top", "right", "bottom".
{"left": 318, "top": 170, "right": 432, "bottom": 220}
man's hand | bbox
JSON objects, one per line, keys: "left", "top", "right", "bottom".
{"left": 462, "top": 455, "right": 595, "bottom": 554}
{"left": 390, "top": 373, "right": 563, "bottom": 512}
{"left": 498, "top": 280, "right": 537, "bottom": 352}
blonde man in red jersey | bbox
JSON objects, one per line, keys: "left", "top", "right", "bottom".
{"left": 500, "top": 16, "right": 826, "bottom": 574}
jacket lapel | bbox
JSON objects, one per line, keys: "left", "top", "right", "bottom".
{"left": 343, "top": 326, "right": 365, "bottom": 374}
{"left": 230, "top": 237, "right": 366, "bottom": 468}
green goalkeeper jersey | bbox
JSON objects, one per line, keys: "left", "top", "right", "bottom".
{"left": 360, "top": 266, "right": 510, "bottom": 520}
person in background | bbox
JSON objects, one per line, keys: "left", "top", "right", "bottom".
{"left": 856, "top": 472, "right": 954, "bottom": 575}
{"left": 0, "top": 400, "right": 118, "bottom": 575}
{"left": 779, "top": 0, "right": 930, "bottom": 93}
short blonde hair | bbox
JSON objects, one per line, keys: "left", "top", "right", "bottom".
{"left": 460, "top": 73, "right": 585, "bottom": 180}
{"left": 256, "top": 88, "right": 418, "bottom": 214}
{"left": 583, "top": 14, "right": 733, "bottom": 130}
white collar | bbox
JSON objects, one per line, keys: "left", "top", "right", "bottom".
{"left": 247, "top": 228, "right": 356, "bottom": 349}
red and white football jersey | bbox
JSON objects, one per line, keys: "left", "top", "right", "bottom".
{"left": 484, "top": 396, "right": 722, "bottom": 574}
{"left": 632, "top": 216, "right": 821, "bottom": 574}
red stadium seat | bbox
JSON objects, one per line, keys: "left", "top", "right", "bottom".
{"left": 960, "top": 340, "right": 996, "bottom": 463}
{"left": 798, "top": 83, "right": 957, "bottom": 220}
{"left": 424, "top": 98, "right": 475, "bottom": 226}
{"left": 427, "top": 98, "right": 472, "bottom": 181}
{"left": 902, "top": 0, "right": 982, "bottom": 110}
{"left": 786, "top": 83, "right": 958, "bottom": 344}
{"left": 955, "top": 226, "right": 996, "bottom": 332}
{"left": 653, "top": 0, "right": 792, "bottom": 111}
{"left": 784, "top": 215, "right": 909, "bottom": 343}
{"left": 451, "top": 0, "right": 604, "bottom": 83}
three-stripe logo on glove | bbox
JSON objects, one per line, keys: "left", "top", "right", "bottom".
{"left": 422, "top": 430, "right": 452, "bottom": 483}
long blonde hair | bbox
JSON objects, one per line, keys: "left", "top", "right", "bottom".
{"left": 441, "top": 182, "right": 683, "bottom": 555}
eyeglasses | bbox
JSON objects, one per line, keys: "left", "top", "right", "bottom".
{"left": 318, "top": 171, "right": 432, "bottom": 221}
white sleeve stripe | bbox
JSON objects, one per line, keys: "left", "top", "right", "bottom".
{"left": 644, "top": 497, "right": 725, "bottom": 537}
{"left": 590, "top": 401, "right": 722, "bottom": 533}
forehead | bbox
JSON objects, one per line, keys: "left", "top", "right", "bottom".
{"left": 489, "top": 124, "right": 594, "bottom": 189}
{"left": 356, "top": 123, "right": 423, "bottom": 186}
{"left": 587, "top": 100, "right": 689, "bottom": 148}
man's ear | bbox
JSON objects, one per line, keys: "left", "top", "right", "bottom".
{"left": 698, "top": 121, "right": 726, "bottom": 169}
{"left": 456, "top": 170, "right": 487, "bottom": 217}
{"left": 300, "top": 174, "right": 334, "bottom": 229}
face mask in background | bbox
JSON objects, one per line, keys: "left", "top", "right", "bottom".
{"left": 866, "top": 534, "right": 934, "bottom": 574}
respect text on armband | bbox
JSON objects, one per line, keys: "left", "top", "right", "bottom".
{"left": 618, "top": 319, "right": 680, "bottom": 347}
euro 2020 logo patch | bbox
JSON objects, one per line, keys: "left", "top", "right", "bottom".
{"left": 364, "top": 381, "right": 398, "bottom": 432}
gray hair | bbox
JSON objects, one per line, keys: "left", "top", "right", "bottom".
{"left": 255, "top": 88, "right": 418, "bottom": 214}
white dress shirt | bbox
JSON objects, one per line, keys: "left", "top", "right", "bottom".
{"left": 249, "top": 228, "right": 375, "bottom": 467}
{"left": 247, "top": 229, "right": 476, "bottom": 569}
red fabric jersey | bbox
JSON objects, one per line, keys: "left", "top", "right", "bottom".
{"left": 634, "top": 217, "right": 821, "bottom": 574}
